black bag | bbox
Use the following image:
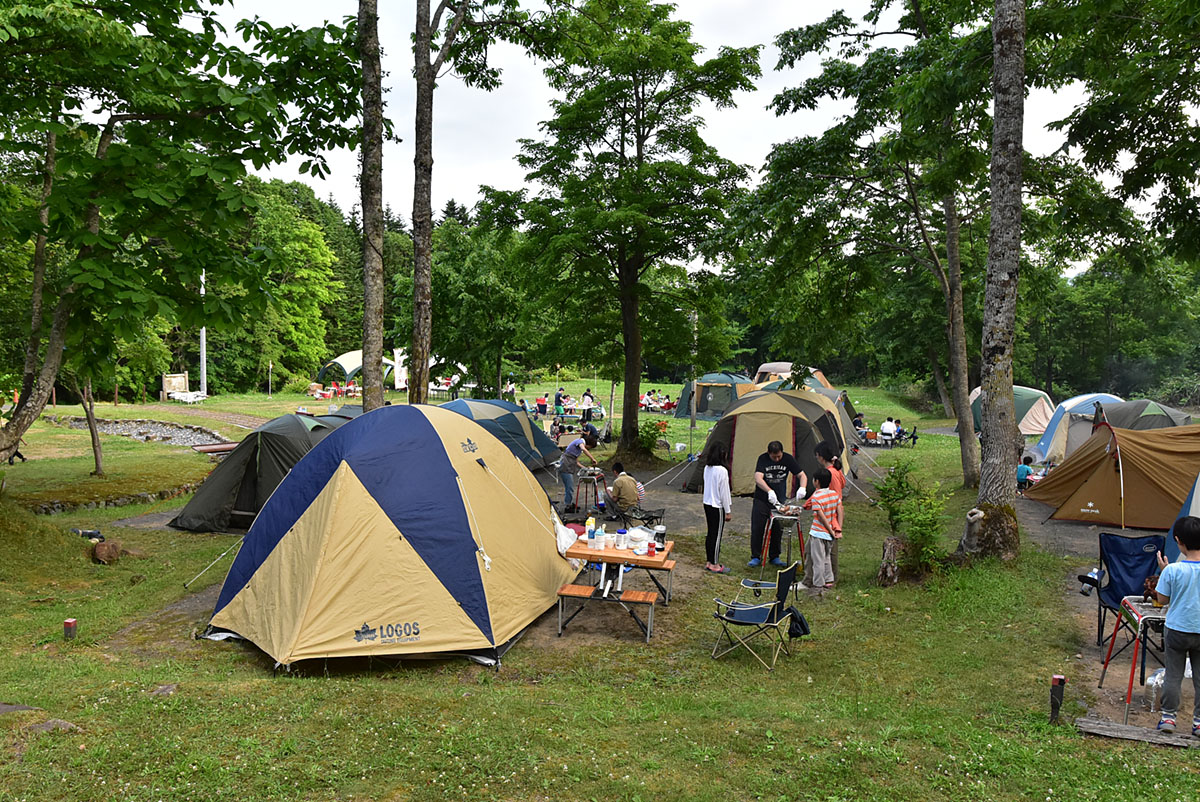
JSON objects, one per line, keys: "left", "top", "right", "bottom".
{"left": 784, "top": 606, "right": 810, "bottom": 639}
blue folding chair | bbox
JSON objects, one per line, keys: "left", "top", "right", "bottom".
{"left": 1078, "top": 532, "right": 1165, "bottom": 647}
{"left": 711, "top": 562, "right": 802, "bottom": 671}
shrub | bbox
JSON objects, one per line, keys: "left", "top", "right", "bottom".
{"left": 282, "top": 374, "right": 314, "bottom": 395}
{"left": 874, "top": 459, "right": 947, "bottom": 576}
{"left": 875, "top": 460, "right": 916, "bottom": 535}
{"left": 1150, "top": 373, "right": 1200, "bottom": 408}
{"left": 895, "top": 481, "right": 949, "bottom": 576}
{"left": 637, "top": 418, "right": 668, "bottom": 451}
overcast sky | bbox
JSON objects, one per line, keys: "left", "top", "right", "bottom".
{"left": 221, "top": 1, "right": 1083, "bottom": 221}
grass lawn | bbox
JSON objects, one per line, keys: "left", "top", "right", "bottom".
{"left": 2, "top": 420, "right": 215, "bottom": 509}
{"left": 4, "top": 386, "right": 1197, "bottom": 800}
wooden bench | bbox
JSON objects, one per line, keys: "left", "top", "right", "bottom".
{"left": 557, "top": 584, "right": 597, "bottom": 637}
{"left": 557, "top": 583, "right": 660, "bottom": 641}
{"left": 619, "top": 590, "right": 658, "bottom": 641}
{"left": 644, "top": 559, "right": 675, "bottom": 605}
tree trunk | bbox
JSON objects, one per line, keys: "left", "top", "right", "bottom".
{"left": 974, "top": 0, "right": 1025, "bottom": 561}
{"left": 927, "top": 344, "right": 953, "bottom": 417}
{"left": 617, "top": 273, "right": 644, "bottom": 455}
{"left": 410, "top": 0, "right": 435, "bottom": 406}
{"left": 943, "top": 194, "right": 981, "bottom": 487}
{"left": 21, "top": 127, "right": 55, "bottom": 404}
{"left": 0, "top": 298, "right": 72, "bottom": 462}
{"left": 496, "top": 347, "right": 503, "bottom": 399}
{"left": 359, "top": 0, "right": 385, "bottom": 412}
{"left": 79, "top": 378, "right": 105, "bottom": 477}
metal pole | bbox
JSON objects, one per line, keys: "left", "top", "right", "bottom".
{"left": 199, "top": 269, "right": 208, "bottom": 397}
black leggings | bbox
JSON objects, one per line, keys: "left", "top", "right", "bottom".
{"left": 703, "top": 504, "right": 725, "bottom": 564}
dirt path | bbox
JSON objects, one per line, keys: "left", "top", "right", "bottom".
{"left": 137, "top": 403, "right": 271, "bottom": 431}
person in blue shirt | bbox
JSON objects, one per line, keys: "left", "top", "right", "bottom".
{"left": 1154, "top": 515, "right": 1200, "bottom": 735}
{"left": 1016, "top": 455, "right": 1035, "bottom": 494}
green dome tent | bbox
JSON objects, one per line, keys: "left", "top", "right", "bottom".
{"left": 968, "top": 385, "right": 1054, "bottom": 434}
{"left": 674, "top": 372, "right": 756, "bottom": 421}
{"left": 1101, "top": 399, "right": 1191, "bottom": 430}
{"left": 170, "top": 414, "right": 350, "bottom": 533}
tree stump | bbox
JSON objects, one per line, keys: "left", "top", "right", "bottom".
{"left": 955, "top": 508, "right": 986, "bottom": 556}
{"left": 91, "top": 540, "right": 122, "bottom": 565}
{"left": 877, "top": 536, "right": 904, "bottom": 587}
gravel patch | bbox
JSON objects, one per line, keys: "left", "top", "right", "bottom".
{"left": 43, "top": 416, "right": 226, "bottom": 447}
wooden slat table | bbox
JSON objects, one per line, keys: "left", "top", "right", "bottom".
{"left": 559, "top": 540, "right": 676, "bottom": 640}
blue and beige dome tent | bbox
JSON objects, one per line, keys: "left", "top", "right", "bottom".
{"left": 1030, "top": 393, "right": 1124, "bottom": 463}
{"left": 206, "top": 405, "right": 577, "bottom": 666}
{"left": 440, "top": 398, "right": 559, "bottom": 470}
{"left": 675, "top": 372, "right": 756, "bottom": 421}
{"left": 170, "top": 414, "right": 351, "bottom": 533}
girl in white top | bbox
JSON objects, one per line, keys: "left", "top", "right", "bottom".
{"left": 702, "top": 442, "right": 733, "bottom": 574}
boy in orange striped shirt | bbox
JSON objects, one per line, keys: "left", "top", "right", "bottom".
{"left": 804, "top": 468, "right": 842, "bottom": 589}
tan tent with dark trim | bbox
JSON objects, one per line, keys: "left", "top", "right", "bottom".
{"left": 680, "top": 390, "right": 849, "bottom": 495}
{"left": 1024, "top": 424, "right": 1200, "bottom": 530}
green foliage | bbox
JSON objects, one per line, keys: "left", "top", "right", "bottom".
{"left": 636, "top": 418, "right": 668, "bottom": 452}
{"left": 1150, "top": 373, "right": 1200, "bottom": 408}
{"left": 281, "top": 374, "right": 313, "bottom": 395}
{"left": 875, "top": 458, "right": 948, "bottom": 575}
{"left": 393, "top": 220, "right": 525, "bottom": 395}
{"left": 878, "top": 370, "right": 933, "bottom": 407}
{"left": 896, "top": 481, "right": 949, "bottom": 577}
{"left": 1039, "top": 0, "right": 1200, "bottom": 257}
{"left": 875, "top": 459, "right": 917, "bottom": 535}
{"left": 486, "top": 0, "right": 759, "bottom": 448}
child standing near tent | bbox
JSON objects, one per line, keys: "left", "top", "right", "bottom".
{"left": 1016, "top": 455, "right": 1035, "bottom": 494}
{"left": 702, "top": 442, "right": 732, "bottom": 574}
{"left": 1154, "top": 516, "right": 1200, "bottom": 736}
{"left": 804, "top": 469, "right": 840, "bottom": 590}
{"left": 807, "top": 442, "right": 845, "bottom": 587}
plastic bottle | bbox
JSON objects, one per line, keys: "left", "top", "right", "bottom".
{"left": 586, "top": 516, "right": 596, "bottom": 539}
{"left": 587, "top": 523, "right": 596, "bottom": 549}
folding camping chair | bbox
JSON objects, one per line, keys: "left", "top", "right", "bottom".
{"left": 614, "top": 504, "right": 665, "bottom": 529}
{"left": 711, "top": 562, "right": 802, "bottom": 671}
{"left": 1078, "top": 532, "right": 1166, "bottom": 647}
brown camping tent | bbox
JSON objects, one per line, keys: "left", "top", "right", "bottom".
{"left": 1024, "top": 423, "right": 1200, "bottom": 530}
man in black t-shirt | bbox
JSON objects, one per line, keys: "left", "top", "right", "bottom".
{"left": 749, "top": 440, "right": 808, "bottom": 567}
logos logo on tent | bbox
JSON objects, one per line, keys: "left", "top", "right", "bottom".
{"left": 354, "top": 622, "right": 378, "bottom": 642}
{"left": 461, "top": 438, "right": 479, "bottom": 453}
{"left": 1080, "top": 501, "right": 1100, "bottom": 515}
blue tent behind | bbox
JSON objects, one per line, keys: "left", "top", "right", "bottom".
{"left": 1031, "top": 393, "right": 1123, "bottom": 462}
{"left": 440, "top": 398, "right": 559, "bottom": 470}
{"left": 1165, "top": 472, "right": 1200, "bottom": 563}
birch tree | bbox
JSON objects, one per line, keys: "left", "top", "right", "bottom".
{"left": 974, "top": 0, "right": 1025, "bottom": 559}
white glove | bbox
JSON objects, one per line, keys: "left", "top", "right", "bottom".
{"left": 766, "top": 489, "right": 779, "bottom": 506}
{"left": 796, "top": 486, "right": 807, "bottom": 500}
